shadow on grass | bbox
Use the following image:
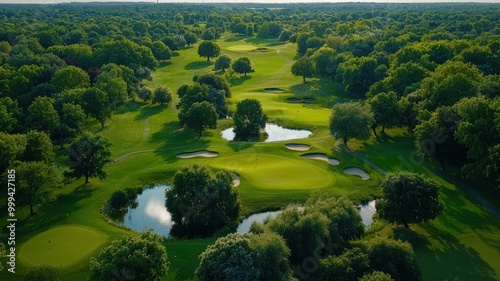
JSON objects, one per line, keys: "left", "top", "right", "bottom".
{"left": 134, "top": 104, "right": 167, "bottom": 121}
{"left": 225, "top": 35, "right": 246, "bottom": 42}
{"left": 184, "top": 61, "right": 213, "bottom": 70}
{"left": 18, "top": 184, "right": 94, "bottom": 235}
{"left": 227, "top": 141, "right": 255, "bottom": 152}
{"left": 394, "top": 224, "right": 497, "bottom": 281}
{"left": 229, "top": 76, "right": 251, "bottom": 87}
{"left": 149, "top": 121, "right": 211, "bottom": 163}
{"left": 159, "top": 61, "right": 172, "bottom": 68}
{"left": 114, "top": 101, "right": 143, "bottom": 115}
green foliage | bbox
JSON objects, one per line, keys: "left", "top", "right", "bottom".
{"left": 377, "top": 172, "right": 444, "bottom": 228}
{"left": 291, "top": 56, "right": 315, "bottom": 83}
{"left": 214, "top": 54, "right": 231, "bottom": 71}
{"left": 0, "top": 242, "right": 4, "bottom": 271}
{"left": 265, "top": 207, "right": 329, "bottom": 265}
{"left": 0, "top": 132, "right": 26, "bottom": 174}
{"left": 57, "top": 103, "right": 86, "bottom": 147}
{"left": 338, "top": 56, "right": 380, "bottom": 96}
{"left": 185, "top": 101, "right": 218, "bottom": 137}
{"left": 359, "top": 271, "right": 394, "bottom": 281}
{"left": 196, "top": 232, "right": 293, "bottom": 281}
{"left": 312, "top": 46, "right": 336, "bottom": 77}
{"left": 24, "top": 265, "right": 60, "bottom": 281}
{"left": 15, "top": 161, "right": 63, "bottom": 216}
{"left": 23, "top": 130, "right": 54, "bottom": 163}
{"left": 26, "top": 96, "right": 60, "bottom": 136}
{"left": 364, "top": 237, "right": 421, "bottom": 281}
{"left": 318, "top": 248, "right": 370, "bottom": 281}
{"left": 369, "top": 92, "right": 401, "bottom": 134}
{"left": 138, "top": 86, "right": 153, "bottom": 102}
{"left": 195, "top": 72, "right": 231, "bottom": 97}
{"left": 232, "top": 57, "right": 253, "bottom": 77}
{"left": 166, "top": 165, "right": 240, "bottom": 237}
{"left": 0, "top": 97, "right": 22, "bottom": 133}
{"left": 94, "top": 39, "right": 158, "bottom": 70}
{"left": 454, "top": 96, "right": 500, "bottom": 185}
{"left": 197, "top": 41, "right": 220, "bottom": 62}
{"left": 82, "top": 88, "right": 110, "bottom": 128}
{"left": 150, "top": 41, "right": 172, "bottom": 61}
{"left": 305, "top": 193, "right": 365, "bottom": 245}
{"left": 329, "top": 102, "right": 374, "bottom": 146}
{"left": 65, "top": 132, "right": 113, "bottom": 184}
{"left": 233, "top": 99, "right": 268, "bottom": 140}
{"left": 152, "top": 85, "right": 172, "bottom": 105}
{"left": 47, "top": 44, "right": 93, "bottom": 70}
{"left": 50, "top": 65, "right": 90, "bottom": 93}
{"left": 89, "top": 232, "right": 169, "bottom": 281}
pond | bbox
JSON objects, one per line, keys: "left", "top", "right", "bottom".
{"left": 221, "top": 123, "right": 312, "bottom": 142}
{"left": 111, "top": 185, "right": 172, "bottom": 238}
{"left": 237, "top": 200, "right": 377, "bottom": 233}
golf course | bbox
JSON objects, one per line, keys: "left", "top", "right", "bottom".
{"left": 0, "top": 3, "right": 499, "bottom": 280}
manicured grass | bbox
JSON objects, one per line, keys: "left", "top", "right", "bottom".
{"left": 18, "top": 225, "right": 107, "bottom": 268}
{"left": 2, "top": 34, "right": 499, "bottom": 281}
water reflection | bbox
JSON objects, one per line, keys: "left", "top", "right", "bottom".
{"left": 221, "top": 123, "right": 312, "bottom": 142}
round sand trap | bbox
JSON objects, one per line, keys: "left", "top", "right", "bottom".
{"left": 343, "top": 167, "right": 370, "bottom": 180}
{"left": 264, "top": 88, "right": 284, "bottom": 93}
{"left": 303, "top": 97, "right": 315, "bottom": 103}
{"left": 18, "top": 225, "right": 107, "bottom": 268}
{"left": 233, "top": 173, "right": 240, "bottom": 187}
{"left": 287, "top": 97, "right": 301, "bottom": 103}
{"left": 285, "top": 144, "right": 311, "bottom": 151}
{"left": 177, "top": 150, "right": 219, "bottom": 158}
{"left": 301, "top": 153, "right": 340, "bottom": 165}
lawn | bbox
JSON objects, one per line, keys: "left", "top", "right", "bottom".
{"left": 2, "top": 34, "right": 499, "bottom": 281}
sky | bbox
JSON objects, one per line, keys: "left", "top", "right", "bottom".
{"left": 0, "top": 0, "right": 498, "bottom": 3}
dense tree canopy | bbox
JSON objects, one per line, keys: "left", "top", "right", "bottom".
{"left": 329, "top": 102, "right": 374, "bottom": 146}
{"left": 377, "top": 172, "right": 444, "bottom": 228}
{"left": 233, "top": 99, "right": 268, "bottom": 141}
{"left": 65, "top": 132, "right": 113, "bottom": 184}
{"left": 198, "top": 41, "right": 220, "bottom": 62}
{"left": 291, "top": 56, "right": 315, "bottom": 83}
{"left": 166, "top": 165, "right": 240, "bottom": 237}
{"left": 185, "top": 101, "right": 218, "bottom": 137}
{"left": 89, "top": 232, "right": 169, "bottom": 281}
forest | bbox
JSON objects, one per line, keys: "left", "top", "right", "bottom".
{"left": 0, "top": 2, "right": 499, "bottom": 281}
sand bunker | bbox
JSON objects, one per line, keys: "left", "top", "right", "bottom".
{"left": 285, "top": 144, "right": 311, "bottom": 151}
{"left": 232, "top": 173, "right": 240, "bottom": 187}
{"left": 343, "top": 167, "right": 370, "bottom": 180}
{"left": 264, "top": 88, "right": 284, "bottom": 93}
{"left": 176, "top": 150, "right": 219, "bottom": 158}
{"left": 301, "top": 153, "right": 340, "bottom": 165}
{"left": 287, "top": 97, "right": 301, "bottom": 103}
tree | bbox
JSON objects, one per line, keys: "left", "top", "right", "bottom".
{"left": 82, "top": 88, "right": 110, "bottom": 128}
{"left": 24, "top": 265, "right": 60, "bottom": 281}
{"left": 292, "top": 56, "right": 315, "bottom": 82}
{"left": 166, "top": 165, "right": 240, "bottom": 237}
{"left": 26, "top": 96, "right": 60, "bottom": 136}
{"left": 369, "top": 92, "right": 401, "bottom": 135}
{"left": 95, "top": 76, "right": 128, "bottom": 111}
{"left": 215, "top": 54, "right": 231, "bottom": 72}
{"left": 196, "top": 232, "right": 292, "bottom": 281}
{"left": 23, "top": 131, "right": 54, "bottom": 163}
{"left": 197, "top": 41, "right": 220, "bottom": 62}
{"left": 377, "top": 172, "right": 444, "bottom": 228}
{"left": 264, "top": 207, "right": 329, "bottom": 265}
{"left": 0, "top": 242, "right": 4, "bottom": 271}
{"left": 318, "top": 247, "right": 371, "bottom": 281}
{"left": 305, "top": 193, "right": 365, "bottom": 245}
{"left": 150, "top": 41, "right": 172, "bottom": 61}
{"left": 50, "top": 66, "right": 90, "bottom": 93}
{"left": 359, "top": 271, "right": 395, "bottom": 281}
{"left": 329, "top": 102, "right": 374, "bottom": 146}
{"left": 15, "top": 161, "right": 62, "bottom": 216}
{"left": 364, "top": 237, "right": 421, "bottom": 281}
{"left": 185, "top": 101, "right": 218, "bottom": 138}
{"left": 57, "top": 103, "right": 86, "bottom": 149}
{"left": 339, "top": 56, "right": 380, "bottom": 96}
{"left": 184, "top": 33, "right": 197, "bottom": 46}
{"left": 138, "top": 86, "right": 153, "bottom": 102}
{"left": 94, "top": 39, "right": 158, "bottom": 70}
{"left": 232, "top": 57, "right": 253, "bottom": 77}
{"left": 0, "top": 133, "right": 26, "bottom": 174}
{"left": 0, "top": 97, "right": 21, "bottom": 133}
{"left": 65, "top": 132, "right": 113, "bottom": 184}
{"left": 195, "top": 73, "right": 231, "bottom": 97}
{"left": 152, "top": 86, "right": 172, "bottom": 105}
{"left": 312, "top": 46, "right": 336, "bottom": 77}
{"left": 89, "top": 232, "right": 169, "bottom": 281}
{"left": 233, "top": 99, "right": 268, "bottom": 140}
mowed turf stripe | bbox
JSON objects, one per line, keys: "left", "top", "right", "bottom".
{"left": 18, "top": 225, "right": 108, "bottom": 268}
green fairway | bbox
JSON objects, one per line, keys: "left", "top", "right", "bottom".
{"left": 18, "top": 225, "right": 108, "bottom": 268}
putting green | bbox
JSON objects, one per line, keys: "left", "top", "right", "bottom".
{"left": 18, "top": 225, "right": 108, "bottom": 268}
{"left": 211, "top": 154, "right": 335, "bottom": 189}
{"left": 226, "top": 44, "right": 256, "bottom": 51}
